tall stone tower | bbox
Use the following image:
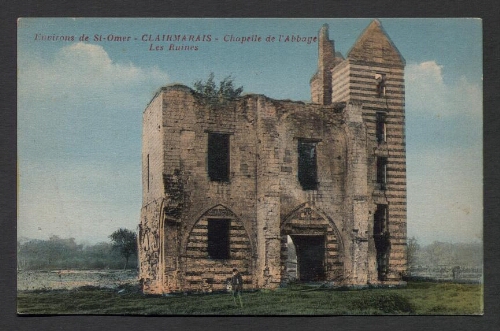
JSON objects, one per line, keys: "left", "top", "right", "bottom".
{"left": 328, "top": 20, "right": 407, "bottom": 281}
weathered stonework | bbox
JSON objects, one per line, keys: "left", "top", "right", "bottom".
{"left": 139, "top": 20, "right": 407, "bottom": 294}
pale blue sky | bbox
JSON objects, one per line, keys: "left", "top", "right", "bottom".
{"left": 17, "top": 18, "right": 482, "bottom": 245}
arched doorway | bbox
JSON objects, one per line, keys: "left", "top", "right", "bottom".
{"left": 281, "top": 204, "right": 343, "bottom": 283}
{"left": 290, "top": 234, "right": 326, "bottom": 281}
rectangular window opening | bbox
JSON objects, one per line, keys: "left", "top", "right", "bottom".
{"left": 207, "top": 219, "right": 230, "bottom": 260}
{"left": 374, "top": 204, "right": 389, "bottom": 281}
{"left": 208, "top": 133, "right": 230, "bottom": 182}
{"left": 375, "top": 73, "right": 387, "bottom": 97}
{"left": 376, "top": 112, "right": 387, "bottom": 144}
{"left": 377, "top": 157, "right": 388, "bottom": 190}
{"left": 298, "top": 140, "right": 318, "bottom": 190}
{"left": 373, "top": 204, "right": 388, "bottom": 236}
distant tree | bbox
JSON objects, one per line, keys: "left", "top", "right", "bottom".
{"left": 193, "top": 72, "right": 243, "bottom": 105}
{"left": 17, "top": 236, "right": 138, "bottom": 270}
{"left": 406, "top": 236, "right": 420, "bottom": 269}
{"left": 425, "top": 241, "right": 452, "bottom": 266}
{"left": 109, "top": 228, "right": 137, "bottom": 269}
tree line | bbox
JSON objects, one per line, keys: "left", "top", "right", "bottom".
{"left": 18, "top": 228, "right": 137, "bottom": 270}
{"left": 407, "top": 237, "right": 483, "bottom": 269}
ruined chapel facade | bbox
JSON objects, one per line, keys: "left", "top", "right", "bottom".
{"left": 138, "top": 20, "right": 407, "bottom": 294}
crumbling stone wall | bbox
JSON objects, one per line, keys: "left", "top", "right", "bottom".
{"left": 140, "top": 86, "right": 261, "bottom": 293}
{"left": 311, "top": 24, "right": 344, "bottom": 105}
{"left": 184, "top": 205, "right": 253, "bottom": 292}
{"left": 139, "top": 87, "right": 385, "bottom": 293}
{"left": 139, "top": 20, "right": 407, "bottom": 294}
{"left": 138, "top": 199, "right": 162, "bottom": 293}
{"left": 139, "top": 89, "right": 165, "bottom": 294}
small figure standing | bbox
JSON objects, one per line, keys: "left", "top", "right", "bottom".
{"left": 231, "top": 268, "right": 243, "bottom": 308}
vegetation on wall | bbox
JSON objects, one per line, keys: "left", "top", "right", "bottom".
{"left": 193, "top": 72, "right": 243, "bottom": 106}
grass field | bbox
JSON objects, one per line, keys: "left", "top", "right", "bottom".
{"left": 17, "top": 281, "right": 483, "bottom": 315}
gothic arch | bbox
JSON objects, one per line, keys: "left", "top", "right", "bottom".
{"left": 182, "top": 204, "right": 255, "bottom": 255}
{"left": 182, "top": 204, "right": 254, "bottom": 291}
{"left": 281, "top": 202, "right": 345, "bottom": 282}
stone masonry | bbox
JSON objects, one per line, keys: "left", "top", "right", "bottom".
{"left": 138, "top": 20, "right": 407, "bottom": 294}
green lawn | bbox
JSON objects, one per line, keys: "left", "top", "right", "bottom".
{"left": 17, "top": 281, "right": 483, "bottom": 315}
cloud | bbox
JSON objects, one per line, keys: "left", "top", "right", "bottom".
{"left": 18, "top": 42, "right": 169, "bottom": 161}
{"left": 19, "top": 42, "right": 167, "bottom": 104}
{"left": 405, "top": 61, "right": 483, "bottom": 245}
{"left": 17, "top": 42, "right": 168, "bottom": 243}
{"left": 405, "top": 60, "right": 483, "bottom": 150}
{"left": 405, "top": 60, "right": 482, "bottom": 118}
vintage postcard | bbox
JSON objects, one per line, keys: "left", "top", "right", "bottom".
{"left": 17, "top": 18, "right": 483, "bottom": 315}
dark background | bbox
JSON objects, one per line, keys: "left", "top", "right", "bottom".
{"left": 1, "top": 1, "right": 499, "bottom": 330}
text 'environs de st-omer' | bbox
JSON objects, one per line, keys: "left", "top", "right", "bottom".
{"left": 33, "top": 33, "right": 318, "bottom": 51}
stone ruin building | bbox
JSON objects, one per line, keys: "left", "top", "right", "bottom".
{"left": 138, "top": 20, "right": 407, "bottom": 294}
